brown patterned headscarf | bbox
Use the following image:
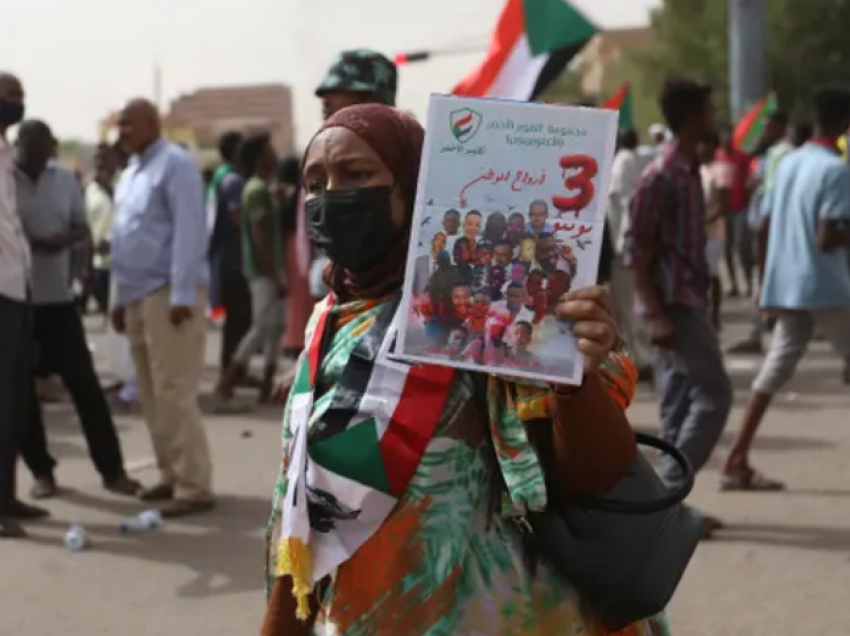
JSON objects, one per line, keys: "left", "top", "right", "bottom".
{"left": 303, "top": 103, "right": 424, "bottom": 301}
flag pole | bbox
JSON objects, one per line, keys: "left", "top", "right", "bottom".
{"left": 728, "top": 0, "right": 767, "bottom": 121}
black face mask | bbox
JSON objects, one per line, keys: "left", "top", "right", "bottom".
{"left": 0, "top": 101, "right": 24, "bottom": 127}
{"left": 306, "top": 185, "right": 405, "bottom": 273}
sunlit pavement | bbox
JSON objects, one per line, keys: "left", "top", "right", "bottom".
{"left": 1, "top": 298, "right": 848, "bottom": 636}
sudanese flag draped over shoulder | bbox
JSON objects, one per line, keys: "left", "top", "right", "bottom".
{"left": 452, "top": 0, "right": 597, "bottom": 101}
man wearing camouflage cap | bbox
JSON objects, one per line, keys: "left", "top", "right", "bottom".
{"left": 277, "top": 49, "right": 399, "bottom": 400}
{"left": 315, "top": 48, "right": 398, "bottom": 120}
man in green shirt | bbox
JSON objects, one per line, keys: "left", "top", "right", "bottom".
{"left": 215, "top": 131, "right": 285, "bottom": 406}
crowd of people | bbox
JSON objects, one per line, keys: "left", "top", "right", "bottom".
{"left": 608, "top": 80, "right": 850, "bottom": 526}
{"left": 0, "top": 50, "right": 407, "bottom": 538}
{"left": 0, "top": 41, "right": 848, "bottom": 636}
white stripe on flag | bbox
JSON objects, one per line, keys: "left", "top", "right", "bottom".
{"left": 487, "top": 34, "right": 549, "bottom": 100}
{"left": 357, "top": 315, "right": 412, "bottom": 439}
{"left": 282, "top": 392, "right": 313, "bottom": 543}
{"left": 306, "top": 459, "right": 397, "bottom": 582}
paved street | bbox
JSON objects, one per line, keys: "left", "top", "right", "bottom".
{"left": 1, "top": 298, "right": 848, "bottom": 636}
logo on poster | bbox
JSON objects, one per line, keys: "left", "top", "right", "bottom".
{"left": 450, "top": 108, "right": 483, "bottom": 144}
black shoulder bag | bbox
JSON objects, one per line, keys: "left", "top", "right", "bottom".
{"left": 474, "top": 373, "right": 701, "bottom": 631}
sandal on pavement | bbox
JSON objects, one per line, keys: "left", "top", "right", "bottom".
{"left": 720, "top": 470, "right": 785, "bottom": 492}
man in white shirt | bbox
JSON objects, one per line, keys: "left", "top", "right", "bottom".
{"left": 85, "top": 143, "right": 118, "bottom": 314}
{"left": 607, "top": 128, "right": 652, "bottom": 375}
{"left": 0, "top": 72, "right": 45, "bottom": 537}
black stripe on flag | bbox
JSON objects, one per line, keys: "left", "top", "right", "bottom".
{"left": 309, "top": 293, "right": 403, "bottom": 445}
{"left": 530, "top": 39, "right": 592, "bottom": 102}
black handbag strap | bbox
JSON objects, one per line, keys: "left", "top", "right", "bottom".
{"left": 470, "top": 372, "right": 695, "bottom": 518}
{"left": 571, "top": 433, "right": 695, "bottom": 515}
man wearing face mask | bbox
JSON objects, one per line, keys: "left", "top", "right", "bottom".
{"left": 0, "top": 73, "right": 41, "bottom": 537}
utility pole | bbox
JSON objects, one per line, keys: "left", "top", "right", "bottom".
{"left": 728, "top": 0, "right": 767, "bottom": 121}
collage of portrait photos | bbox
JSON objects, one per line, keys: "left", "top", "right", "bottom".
{"left": 396, "top": 95, "right": 618, "bottom": 385}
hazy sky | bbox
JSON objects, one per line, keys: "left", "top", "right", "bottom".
{"left": 6, "top": 0, "right": 660, "bottom": 145}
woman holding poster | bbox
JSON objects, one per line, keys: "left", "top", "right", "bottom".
{"left": 262, "top": 104, "right": 670, "bottom": 636}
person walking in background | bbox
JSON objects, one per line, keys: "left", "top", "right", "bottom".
{"left": 719, "top": 111, "right": 788, "bottom": 304}
{"left": 721, "top": 87, "right": 850, "bottom": 491}
{"left": 637, "top": 122, "right": 669, "bottom": 165}
{"left": 699, "top": 132, "right": 732, "bottom": 331}
{"left": 207, "top": 131, "right": 253, "bottom": 384}
{"left": 15, "top": 120, "right": 141, "bottom": 500}
{"left": 277, "top": 154, "right": 319, "bottom": 303}
{"left": 607, "top": 127, "right": 652, "bottom": 379}
{"left": 215, "top": 131, "right": 286, "bottom": 407}
{"left": 728, "top": 117, "right": 812, "bottom": 355}
{"left": 0, "top": 72, "right": 43, "bottom": 537}
{"left": 625, "top": 78, "right": 733, "bottom": 538}
{"left": 111, "top": 98, "right": 214, "bottom": 517}
{"left": 85, "top": 143, "right": 119, "bottom": 316}
{"left": 716, "top": 124, "right": 756, "bottom": 298}
{"left": 102, "top": 140, "right": 140, "bottom": 408}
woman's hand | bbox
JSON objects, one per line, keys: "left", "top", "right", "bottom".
{"left": 555, "top": 285, "right": 618, "bottom": 376}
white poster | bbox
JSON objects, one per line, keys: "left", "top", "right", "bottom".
{"left": 396, "top": 94, "right": 618, "bottom": 385}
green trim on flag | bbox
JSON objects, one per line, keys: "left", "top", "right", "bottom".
{"left": 293, "top": 358, "right": 311, "bottom": 395}
{"left": 522, "top": 0, "right": 597, "bottom": 57}
{"left": 736, "top": 92, "right": 778, "bottom": 152}
{"left": 310, "top": 418, "right": 391, "bottom": 494}
{"left": 619, "top": 88, "right": 635, "bottom": 130}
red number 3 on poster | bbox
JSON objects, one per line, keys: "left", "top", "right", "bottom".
{"left": 551, "top": 154, "right": 598, "bottom": 216}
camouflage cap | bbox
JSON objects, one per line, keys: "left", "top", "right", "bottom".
{"left": 315, "top": 49, "right": 398, "bottom": 106}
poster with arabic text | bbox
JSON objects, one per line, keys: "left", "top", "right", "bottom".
{"left": 396, "top": 94, "right": 618, "bottom": 385}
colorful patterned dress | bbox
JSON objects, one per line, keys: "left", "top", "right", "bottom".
{"left": 266, "top": 297, "right": 672, "bottom": 636}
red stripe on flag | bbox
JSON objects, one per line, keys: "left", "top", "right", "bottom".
{"left": 452, "top": 0, "right": 526, "bottom": 97}
{"left": 603, "top": 82, "right": 629, "bottom": 111}
{"left": 307, "top": 295, "right": 334, "bottom": 387}
{"left": 733, "top": 95, "right": 768, "bottom": 151}
{"left": 379, "top": 365, "right": 456, "bottom": 497}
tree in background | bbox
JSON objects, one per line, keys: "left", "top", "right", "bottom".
{"left": 637, "top": 0, "right": 850, "bottom": 122}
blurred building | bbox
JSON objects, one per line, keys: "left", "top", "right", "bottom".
{"left": 573, "top": 27, "right": 653, "bottom": 95}
{"left": 99, "top": 83, "right": 295, "bottom": 168}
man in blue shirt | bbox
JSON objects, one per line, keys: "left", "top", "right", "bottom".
{"left": 111, "top": 98, "right": 214, "bottom": 517}
{"left": 721, "top": 86, "right": 850, "bottom": 492}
